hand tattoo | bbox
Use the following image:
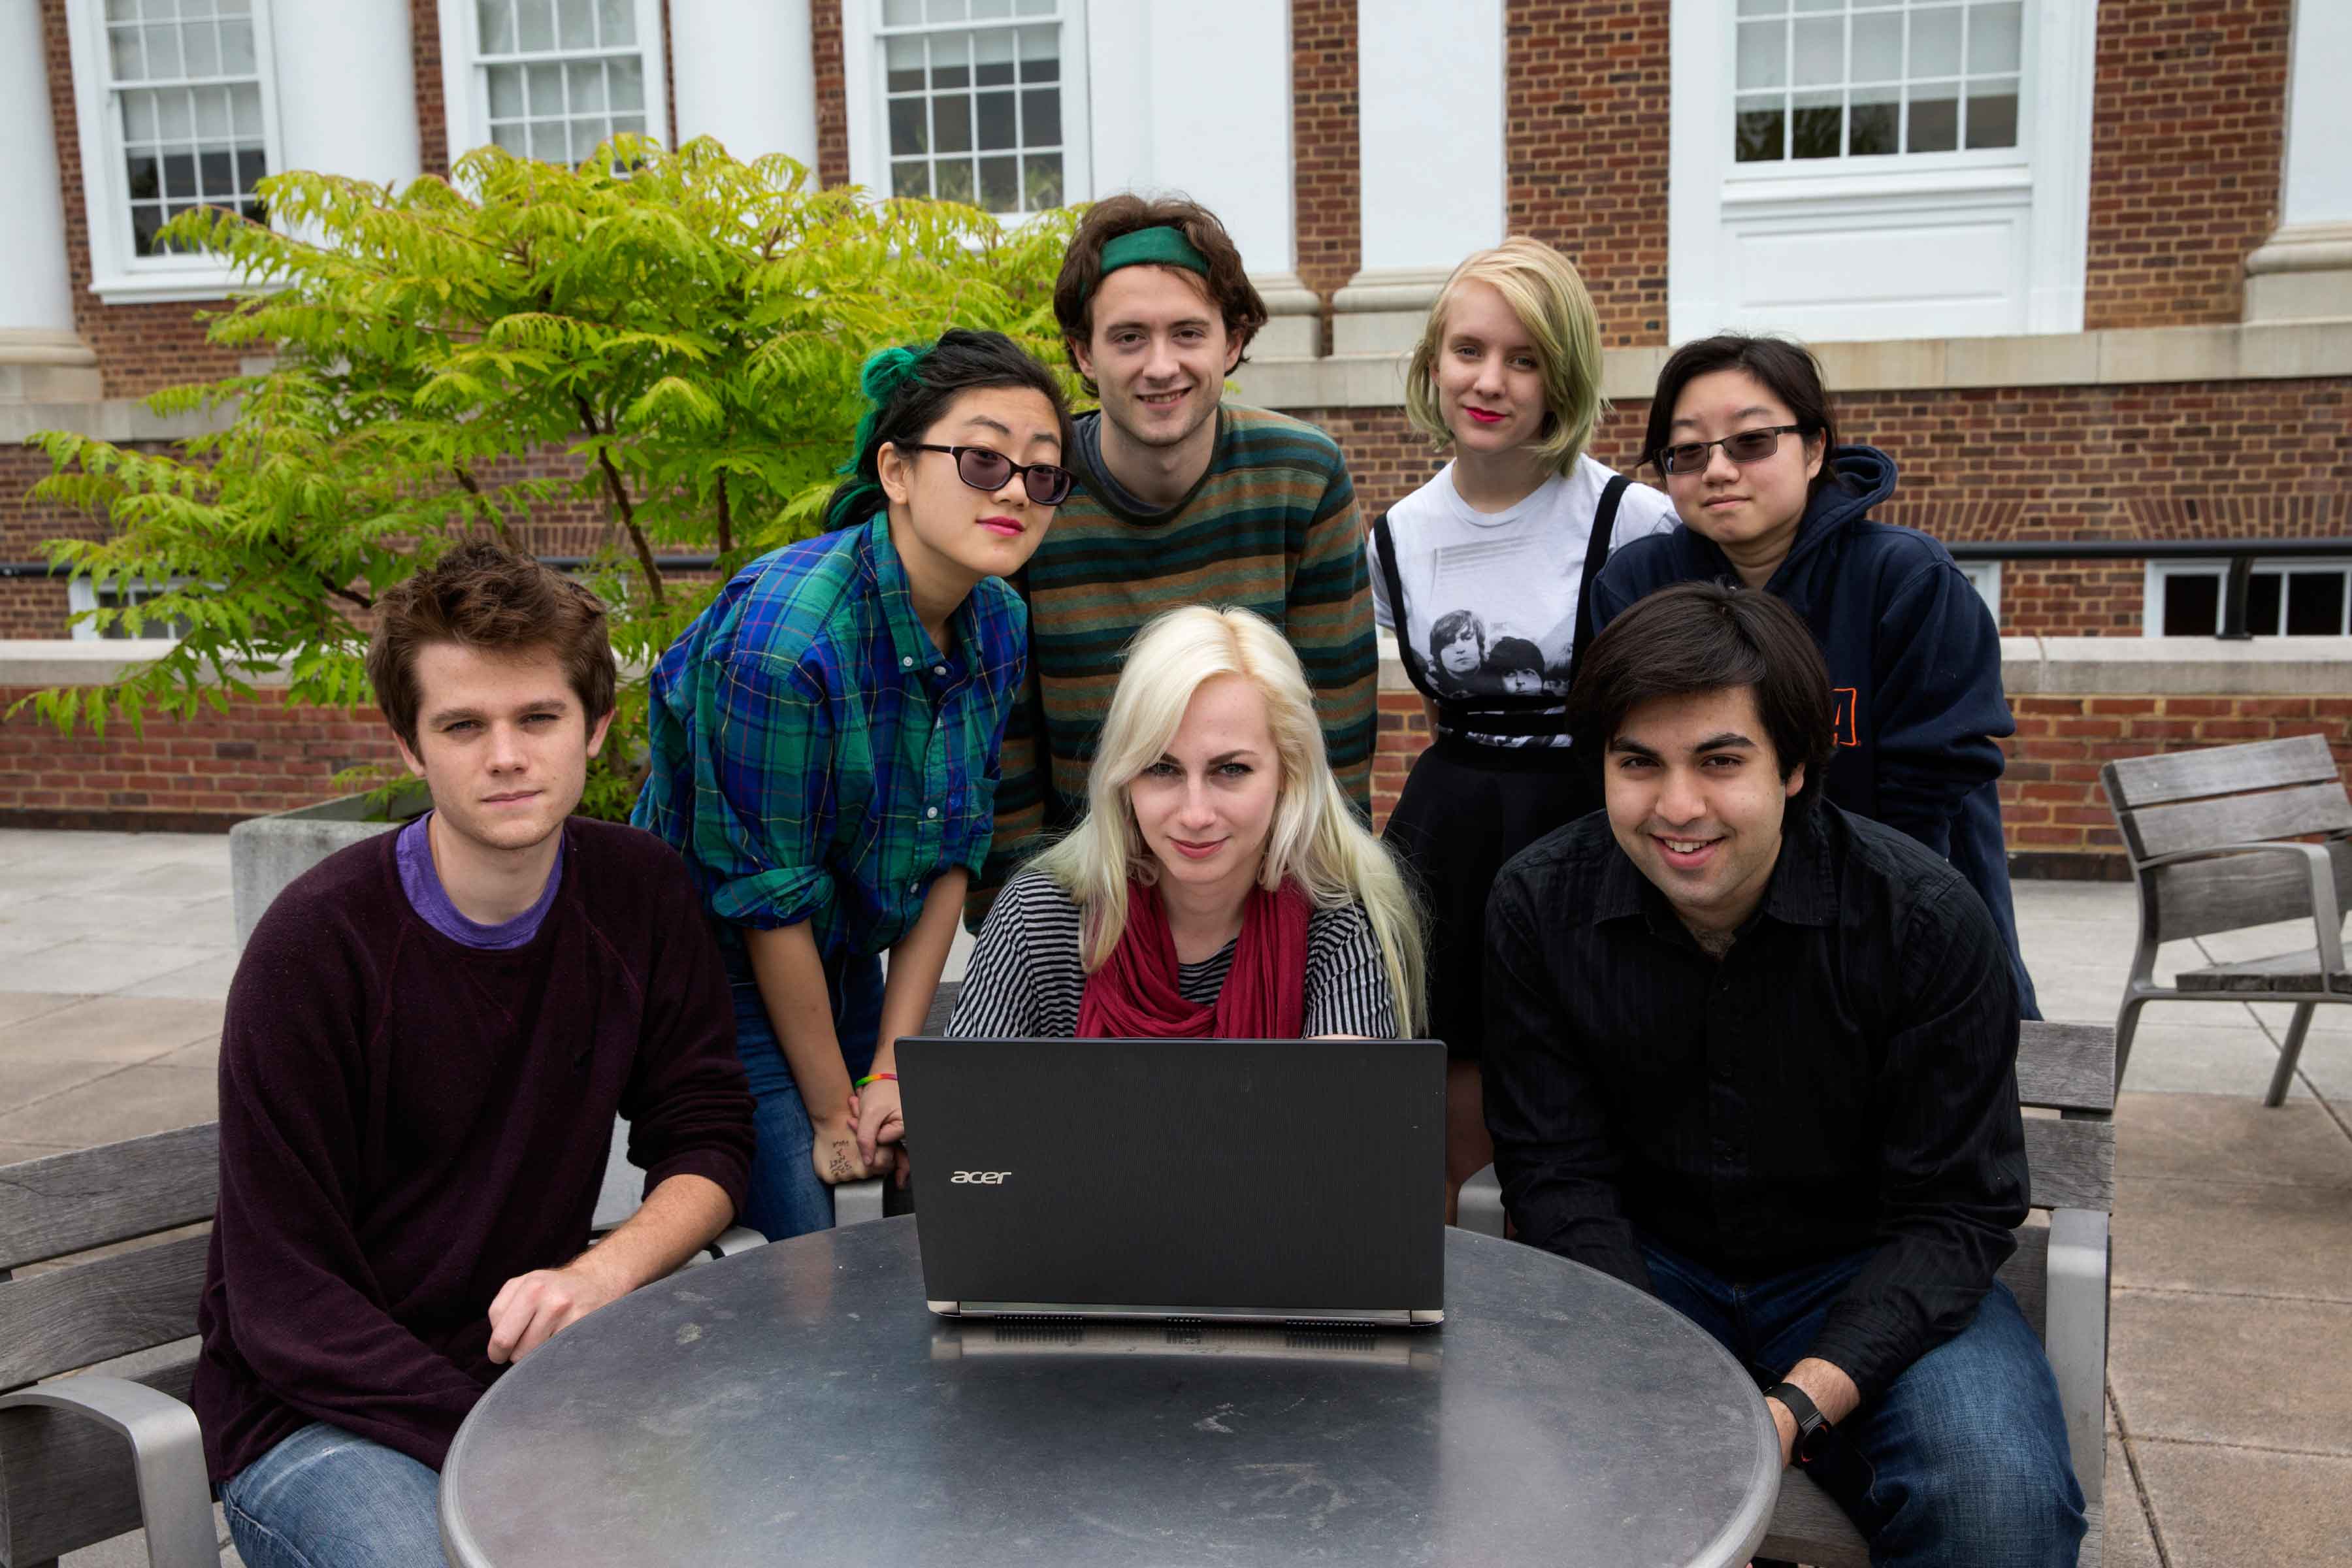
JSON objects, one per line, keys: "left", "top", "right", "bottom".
{"left": 826, "top": 1140, "right": 859, "bottom": 1181}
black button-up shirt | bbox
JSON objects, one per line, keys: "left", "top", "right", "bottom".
{"left": 1484, "top": 800, "right": 2028, "bottom": 1402}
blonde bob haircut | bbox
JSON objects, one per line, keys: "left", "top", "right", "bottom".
{"left": 1029, "top": 605, "right": 1427, "bottom": 1036}
{"left": 1403, "top": 237, "right": 1607, "bottom": 477}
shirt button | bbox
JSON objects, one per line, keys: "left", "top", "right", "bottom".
{"left": 926, "top": 806, "right": 939, "bottom": 819}
{"left": 909, "top": 881, "right": 921, "bottom": 894}
{"left": 901, "top": 655, "right": 914, "bottom": 668}
{"left": 933, "top": 665, "right": 946, "bottom": 676}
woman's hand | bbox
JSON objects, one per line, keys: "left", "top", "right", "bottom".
{"left": 847, "top": 1081, "right": 910, "bottom": 1189}
{"left": 808, "top": 1114, "right": 878, "bottom": 1186}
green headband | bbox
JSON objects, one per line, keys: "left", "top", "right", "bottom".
{"left": 1095, "top": 225, "right": 1211, "bottom": 288}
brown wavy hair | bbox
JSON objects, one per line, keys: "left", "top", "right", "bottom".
{"left": 1053, "top": 194, "right": 1269, "bottom": 396}
{"left": 367, "top": 541, "right": 617, "bottom": 753}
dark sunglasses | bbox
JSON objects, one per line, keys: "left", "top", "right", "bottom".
{"left": 1655, "top": 424, "right": 1807, "bottom": 476}
{"left": 905, "top": 444, "right": 1076, "bottom": 507}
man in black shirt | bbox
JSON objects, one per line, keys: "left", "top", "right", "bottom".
{"left": 1486, "top": 581, "right": 2083, "bottom": 1565}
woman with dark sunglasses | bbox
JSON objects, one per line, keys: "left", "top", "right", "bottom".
{"left": 1591, "top": 333, "right": 2037, "bottom": 1017}
{"left": 634, "top": 329, "right": 1077, "bottom": 1239}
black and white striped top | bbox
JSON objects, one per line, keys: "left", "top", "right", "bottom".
{"left": 949, "top": 872, "right": 1399, "bottom": 1039}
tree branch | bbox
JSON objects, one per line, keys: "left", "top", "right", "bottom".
{"left": 319, "top": 572, "right": 375, "bottom": 612}
{"left": 715, "top": 470, "right": 734, "bottom": 556}
{"left": 576, "top": 391, "right": 664, "bottom": 604}
{"left": 450, "top": 461, "right": 508, "bottom": 542}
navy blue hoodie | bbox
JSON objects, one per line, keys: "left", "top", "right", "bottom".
{"left": 1592, "top": 444, "right": 2038, "bottom": 1017}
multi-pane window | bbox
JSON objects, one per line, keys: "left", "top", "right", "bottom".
{"left": 68, "top": 578, "right": 194, "bottom": 642}
{"left": 2151, "top": 563, "right": 2352, "bottom": 638}
{"left": 1735, "top": 0, "right": 2022, "bottom": 165}
{"left": 881, "top": 0, "right": 1067, "bottom": 214}
{"left": 476, "top": 0, "right": 649, "bottom": 165}
{"left": 104, "top": 0, "right": 267, "bottom": 255}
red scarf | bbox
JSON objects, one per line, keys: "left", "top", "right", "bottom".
{"left": 1077, "top": 877, "right": 1313, "bottom": 1039}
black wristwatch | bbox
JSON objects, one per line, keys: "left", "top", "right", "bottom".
{"left": 1763, "top": 1380, "right": 1833, "bottom": 1463}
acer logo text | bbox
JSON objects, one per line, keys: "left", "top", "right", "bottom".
{"left": 951, "top": 1170, "right": 1011, "bottom": 1184}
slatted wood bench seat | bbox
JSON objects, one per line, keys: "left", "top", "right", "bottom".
{"left": 1458, "top": 1020, "right": 2116, "bottom": 1567}
{"left": 2102, "top": 732, "right": 2352, "bottom": 1105}
{"left": 0, "top": 1122, "right": 224, "bottom": 1568}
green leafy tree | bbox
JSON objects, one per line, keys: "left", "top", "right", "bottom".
{"left": 22, "top": 136, "right": 1078, "bottom": 818}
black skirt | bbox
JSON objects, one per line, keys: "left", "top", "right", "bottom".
{"left": 1383, "top": 734, "right": 1599, "bottom": 1060}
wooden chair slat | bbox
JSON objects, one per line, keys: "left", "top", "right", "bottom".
{"left": 2024, "top": 1119, "right": 2115, "bottom": 1211}
{"left": 2017, "top": 1023, "right": 2119, "bottom": 1113}
{"left": 2120, "top": 781, "right": 2352, "bottom": 860}
{"left": 2174, "top": 949, "right": 2352, "bottom": 993}
{"left": 2103, "top": 734, "right": 2340, "bottom": 809}
{"left": 0, "top": 1124, "right": 218, "bottom": 1273}
{"left": 1758, "top": 1471, "right": 1870, "bottom": 1565}
{"left": 2146, "top": 839, "right": 2352, "bottom": 943}
{"left": 0, "top": 1235, "right": 210, "bottom": 1390}
{"left": 0, "top": 1355, "right": 197, "bottom": 1565}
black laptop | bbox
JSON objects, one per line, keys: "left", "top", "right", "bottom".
{"left": 894, "top": 1036, "right": 1446, "bottom": 1327}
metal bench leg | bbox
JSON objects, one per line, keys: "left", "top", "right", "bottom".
{"left": 2266, "top": 1002, "right": 2316, "bottom": 1108}
{"left": 2114, "top": 993, "right": 2151, "bottom": 1092}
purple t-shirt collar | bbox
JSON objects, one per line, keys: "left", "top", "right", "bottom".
{"left": 396, "top": 811, "right": 564, "bottom": 950}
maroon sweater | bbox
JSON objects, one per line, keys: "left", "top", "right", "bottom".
{"left": 192, "top": 817, "right": 753, "bottom": 1480}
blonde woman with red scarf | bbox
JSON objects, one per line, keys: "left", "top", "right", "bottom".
{"left": 924, "top": 606, "right": 1423, "bottom": 1066}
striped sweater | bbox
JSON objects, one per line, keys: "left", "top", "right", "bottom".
{"left": 973, "top": 402, "right": 1377, "bottom": 921}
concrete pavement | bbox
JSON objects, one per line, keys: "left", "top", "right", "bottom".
{"left": 5, "top": 827, "right": 2351, "bottom": 1566}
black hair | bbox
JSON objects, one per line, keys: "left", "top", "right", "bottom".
{"left": 1486, "top": 635, "right": 1544, "bottom": 675}
{"left": 822, "top": 328, "right": 1076, "bottom": 532}
{"left": 1566, "top": 580, "right": 1835, "bottom": 812}
{"left": 1639, "top": 333, "right": 1840, "bottom": 503}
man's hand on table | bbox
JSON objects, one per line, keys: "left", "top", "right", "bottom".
{"left": 485, "top": 1255, "right": 629, "bottom": 1364}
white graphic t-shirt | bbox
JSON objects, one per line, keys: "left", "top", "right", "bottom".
{"left": 1369, "top": 455, "right": 1676, "bottom": 748}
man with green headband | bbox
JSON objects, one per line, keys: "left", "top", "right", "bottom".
{"left": 971, "top": 193, "right": 1378, "bottom": 923}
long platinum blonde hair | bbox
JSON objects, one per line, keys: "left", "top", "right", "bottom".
{"left": 1030, "top": 605, "right": 1427, "bottom": 1036}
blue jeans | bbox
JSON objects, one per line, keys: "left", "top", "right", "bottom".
{"left": 220, "top": 1420, "right": 447, "bottom": 1568}
{"left": 1639, "top": 1233, "right": 2085, "bottom": 1568}
{"left": 727, "top": 944, "right": 885, "bottom": 1241}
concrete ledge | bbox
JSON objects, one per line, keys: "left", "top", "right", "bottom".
{"left": 16, "top": 634, "right": 2344, "bottom": 701}
{"left": 2001, "top": 635, "right": 2352, "bottom": 696}
{"left": 0, "top": 397, "right": 237, "bottom": 445}
{"left": 0, "top": 639, "right": 289, "bottom": 689}
{"left": 1237, "top": 318, "right": 2352, "bottom": 411}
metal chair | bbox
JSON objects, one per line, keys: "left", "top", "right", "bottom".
{"left": 2100, "top": 732, "right": 2352, "bottom": 1103}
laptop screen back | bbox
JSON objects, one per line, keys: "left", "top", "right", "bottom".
{"left": 896, "top": 1036, "right": 1445, "bottom": 1320}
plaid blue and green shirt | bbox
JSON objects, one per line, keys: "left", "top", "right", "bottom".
{"left": 632, "top": 514, "right": 1027, "bottom": 963}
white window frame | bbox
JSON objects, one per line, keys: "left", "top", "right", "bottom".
{"left": 436, "top": 0, "right": 670, "bottom": 167}
{"left": 1667, "top": 0, "right": 2099, "bottom": 342}
{"left": 63, "top": 0, "right": 286, "bottom": 305}
{"left": 2142, "top": 558, "right": 2352, "bottom": 638}
{"left": 67, "top": 574, "right": 193, "bottom": 642}
{"left": 1956, "top": 559, "right": 2000, "bottom": 625}
{"left": 840, "top": 0, "right": 1092, "bottom": 221}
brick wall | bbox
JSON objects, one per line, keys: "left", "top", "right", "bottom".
{"left": 812, "top": 0, "right": 849, "bottom": 188}
{"left": 2083, "top": 0, "right": 2291, "bottom": 331}
{"left": 1290, "top": 374, "right": 2352, "bottom": 637}
{"left": 1998, "top": 694, "right": 2352, "bottom": 865}
{"left": 1503, "top": 0, "right": 1673, "bottom": 347}
{"left": 1290, "top": 0, "right": 1360, "bottom": 308}
{"left": 0, "top": 687, "right": 399, "bottom": 832}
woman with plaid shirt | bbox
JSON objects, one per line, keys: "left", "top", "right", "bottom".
{"left": 634, "top": 331, "right": 1075, "bottom": 1240}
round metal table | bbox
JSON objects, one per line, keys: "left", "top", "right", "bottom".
{"left": 440, "top": 1218, "right": 1779, "bottom": 1567}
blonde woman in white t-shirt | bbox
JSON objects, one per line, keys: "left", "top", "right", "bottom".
{"left": 1366, "top": 237, "right": 1676, "bottom": 1221}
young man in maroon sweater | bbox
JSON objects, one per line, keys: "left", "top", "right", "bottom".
{"left": 193, "top": 544, "right": 754, "bottom": 1568}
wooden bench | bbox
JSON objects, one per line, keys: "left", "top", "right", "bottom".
{"left": 2101, "top": 732, "right": 2352, "bottom": 1104}
{"left": 3, "top": 1120, "right": 766, "bottom": 1568}
{"left": 1458, "top": 1020, "right": 2115, "bottom": 1567}
{"left": 0, "top": 1123, "right": 223, "bottom": 1568}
